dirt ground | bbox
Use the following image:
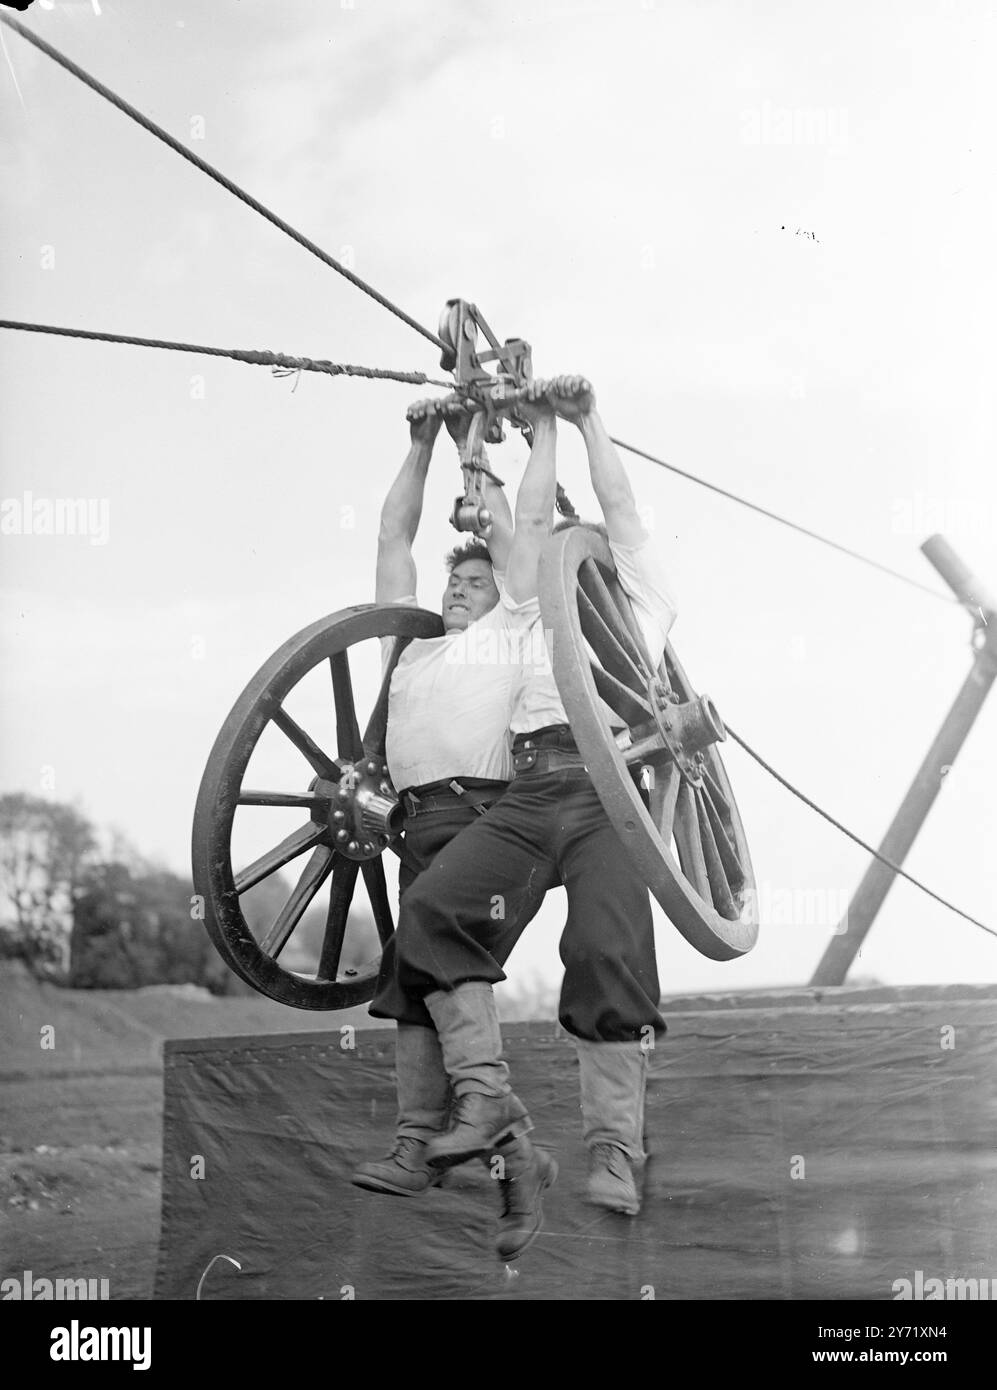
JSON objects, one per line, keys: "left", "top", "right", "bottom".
{"left": 0, "top": 963, "right": 377, "bottom": 1300}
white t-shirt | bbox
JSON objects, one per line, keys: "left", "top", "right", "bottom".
{"left": 501, "top": 534, "right": 678, "bottom": 736}
{"left": 383, "top": 581, "right": 525, "bottom": 791}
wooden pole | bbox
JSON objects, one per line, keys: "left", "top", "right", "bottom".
{"left": 810, "top": 536, "right": 997, "bottom": 987}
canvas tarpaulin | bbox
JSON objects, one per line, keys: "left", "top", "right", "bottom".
{"left": 154, "top": 984, "right": 997, "bottom": 1300}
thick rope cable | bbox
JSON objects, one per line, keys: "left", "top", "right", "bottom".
{"left": 0, "top": 13, "right": 446, "bottom": 353}
{"left": 0, "top": 319, "right": 451, "bottom": 386}
{"left": 611, "top": 437, "right": 955, "bottom": 606}
{"left": 1, "top": 13, "right": 959, "bottom": 608}
{"left": 725, "top": 724, "right": 996, "bottom": 938}
{"left": 3, "top": 10, "right": 986, "bottom": 940}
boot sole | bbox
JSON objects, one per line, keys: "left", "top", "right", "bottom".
{"left": 350, "top": 1171, "right": 443, "bottom": 1198}
{"left": 586, "top": 1180, "right": 641, "bottom": 1216}
{"left": 588, "top": 1194, "right": 640, "bottom": 1216}
{"left": 496, "top": 1157, "right": 559, "bottom": 1262}
{"left": 426, "top": 1116, "right": 533, "bottom": 1172}
{"left": 586, "top": 1150, "right": 645, "bottom": 1216}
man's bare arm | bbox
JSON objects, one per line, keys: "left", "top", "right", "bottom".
{"left": 480, "top": 472, "right": 513, "bottom": 572}
{"left": 554, "top": 379, "right": 646, "bottom": 547}
{"left": 375, "top": 398, "right": 442, "bottom": 603}
{"left": 504, "top": 380, "right": 560, "bottom": 604}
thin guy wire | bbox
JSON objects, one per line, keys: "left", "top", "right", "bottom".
{"left": 611, "top": 437, "right": 956, "bottom": 606}
{"left": 725, "top": 723, "right": 996, "bottom": 938}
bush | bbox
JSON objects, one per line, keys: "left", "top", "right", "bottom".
{"left": 70, "top": 861, "right": 217, "bottom": 990}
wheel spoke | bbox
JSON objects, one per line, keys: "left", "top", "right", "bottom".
{"left": 362, "top": 682, "right": 390, "bottom": 761}
{"left": 694, "top": 790, "right": 739, "bottom": 919}
{"left": 577, "top": 586, "right": 650, "bottom": 696}
{"left": 238, "top": 790, "right": 330, "bottom": 808}
{"left": 603, "top": 567, "right": 657, "bottom": 669}
{"left": 271, "top": 706, "right": 340, "bottom": 779}
{"left": 699, "top": 784, "right": 746, "bottom": 891}
{"left": 647, "top": 759, "right": 682, "bottom": 841}
{"left": 363, "top": 635, "right": 415, "bottom": 757}
{"left": 672, "top": 779, "right": 713, "bottom": 904}
{"left": 700, "top": 763, "right": 732, "bottom": 819}
{"left": 578, "top": 560, "right": 654, "bottom": 679}
{"left": 317, "top": 856, "right": 360, "bottom": 981}
{"left": 259, "top": 846, "right": 335, "bottom": 958}
{"left": 360, "top": 857, "right": 395, "bottom": 947}
{"left": 330, "top": 652, "right": 363, "bottom": 761}
{"left": 624, "top": 727, "right": 669, "bottom": 763}
{"left": 591, "top": 663, "right": 652, "bottom": 728}
{"left": 663, "top": 648, "right": 691, "bottom": 701}
{"left": 234, "top": 822, "right": 327, "bottom": 894}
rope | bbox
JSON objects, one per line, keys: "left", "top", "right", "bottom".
{"left": 555, "top": 483, "right": 579, "bottom": 519}
{"left": 0, "top": 319, "right": 451, "bottom": 387}
{"left": 611, "top": 437, "right": 956, "bottom": 606}
{"left": 3, "top": 26, "right": 988, "bottom": 941}
{"left": 725, "top": 724, "right": 996, "bottom": 939}
{"left": 0, "top": 14, "right": 961, "bottom": 608}
{"left": 0, "top": 13, "right": 445, "bottom": 353}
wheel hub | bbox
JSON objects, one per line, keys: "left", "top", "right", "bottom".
{"left": 646, "top": 679, "right": 726, "bottom": 785}
{"left": 311, "top": 759, "right": 402, "bottom": 861}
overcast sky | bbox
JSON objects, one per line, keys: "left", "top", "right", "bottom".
{"left": 1, "top": 0, "right": 995, "bottom": 1001}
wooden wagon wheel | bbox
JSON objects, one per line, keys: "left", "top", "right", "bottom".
{"left": 191, "top": 605, "right": 443, "bottom": 1009}
{"left": 538, "top": 528, "right": 758, "bottom": 960}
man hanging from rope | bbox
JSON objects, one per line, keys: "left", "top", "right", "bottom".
{"left": 351, "top": 393, "right": 556, "bottom": 1261}
{"left": 367, "top": 375, "right": 678, "bottom": 1220}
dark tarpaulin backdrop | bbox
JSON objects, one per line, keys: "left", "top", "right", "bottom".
{"left": 154, "top": 984, "right": 997, "bottom": 1300}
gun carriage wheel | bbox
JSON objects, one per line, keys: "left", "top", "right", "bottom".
{"left": 539, "top": 528, "right": 758, "bottom": 960}
{"left": 192, "top": 605, "right": 442, "bottom": 1009}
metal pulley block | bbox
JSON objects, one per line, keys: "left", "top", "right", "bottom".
{"left": 438, "top": 298, "right": 532, "bottom": 425}
{"left": 439, "top": 298, "right": 532, "bottom": 536}
{"left": 449, "top": 450, "right": 499, "bottom": 536}
{"left": 450, "top": 497, "right": 493, "bottom": 535}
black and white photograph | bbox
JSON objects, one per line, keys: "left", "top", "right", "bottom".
{"left": 1, "top": 0, "right": 994, "bottom": 1337}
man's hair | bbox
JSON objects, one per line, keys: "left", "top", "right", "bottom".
{"left": 444, "top": 536, "right": 494, "bottom": 572}
{"left": 553, "top": 516, "right": 609, "bottom": 539}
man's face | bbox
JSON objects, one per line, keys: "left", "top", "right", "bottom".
{"left": 442, "top": 558, "right": 499, "bottom": 632}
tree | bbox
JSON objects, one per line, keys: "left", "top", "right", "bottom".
{"left": 0, "top": 794, "right": 96, "bottom": 976}
{"left": 70, "top": 860, "right": 228, "bottom": 991}
{"left": 69, "top": 861, "right": 298, "bottom": 994}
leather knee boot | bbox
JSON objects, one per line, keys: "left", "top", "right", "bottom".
{"left": 422, "top": 983, "right": 532, "bottom": 1170}
{"left": 351, "top": 1023, "right": 450, "bottom": 1196}
{"left": 575, "top": 1038, "right": 648, "bottom": 1216}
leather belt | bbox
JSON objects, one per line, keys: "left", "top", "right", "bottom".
{"left": 402, "top": 781, "right": 505, "bottom": 818}
{"left": 513, "top": 747, "right": 589, "bottom": 776}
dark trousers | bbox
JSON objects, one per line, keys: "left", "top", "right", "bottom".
{"left": 374, "top": 802, "right": 496, "bottom": 1030}
{"left": 370, "top": 769, "right": 666, "bottom": 1043}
